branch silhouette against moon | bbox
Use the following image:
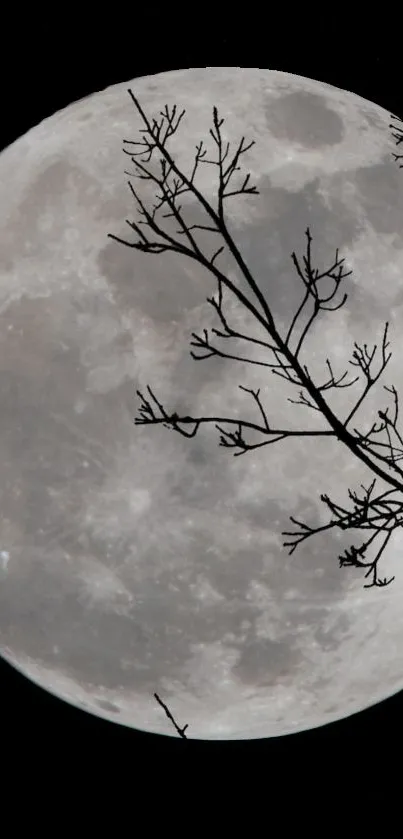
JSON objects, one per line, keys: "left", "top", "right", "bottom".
{"left": 154, "top": 692, "right": 189, "bottom": 739}
{"left": 109, "top": 92, "right": 403, "bottom": 592}
{"left": 390, "top": 113, "right": 403, "bottom": 168}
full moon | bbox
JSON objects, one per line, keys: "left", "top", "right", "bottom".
{"left": 1, "top": 67, "right": 403, "bottom": 739}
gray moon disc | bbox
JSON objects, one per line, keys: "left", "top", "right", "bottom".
{"left": 1, "top": 67, "right": 403, "bottom": 738}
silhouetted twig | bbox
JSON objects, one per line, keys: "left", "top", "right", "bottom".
{"left": 390, "top": 113, "right": 403, "bottom": 168}
{"left": 109, "top": 91, "right": 403, "bottom": 589}
{"left": 154, "top": 693, "right": 189, "bottom": 739}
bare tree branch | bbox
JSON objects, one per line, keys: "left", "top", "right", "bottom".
{"left": 109, "top": 91, "right": 403, "bottom": 590}
{"left": 285, "top": 227, "right": 351, "bottom": 358}
{"left": 390, "top": 113, "right": 403, "bottom": 168}
{"left": 283, "top": 480, "right": 399, "bottom": 588}
{"left": 135, "top": 384, "right": 336, "bottom": 455}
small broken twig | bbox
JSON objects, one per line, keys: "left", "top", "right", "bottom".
{"left": 154, "top": 692, "right": 189, "bottom": 739}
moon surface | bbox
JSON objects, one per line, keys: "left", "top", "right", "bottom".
{"left": 1, "top": 67, "right": 403, "bottom": 739}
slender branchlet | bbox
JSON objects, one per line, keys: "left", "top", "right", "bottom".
{"left": 154, "top": 693, "right": 189, "bottom": 739}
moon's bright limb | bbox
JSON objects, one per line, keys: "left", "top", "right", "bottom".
{"left": 1, "top": 68, "right": 403, "bottom": 739}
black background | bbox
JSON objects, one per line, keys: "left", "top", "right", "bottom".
{"left": 1, "top": 15, "right": 402, "bottom": 777}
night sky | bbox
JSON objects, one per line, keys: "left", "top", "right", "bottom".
{"left": 1, "top": 17, "right": 402, "bottom": 777}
